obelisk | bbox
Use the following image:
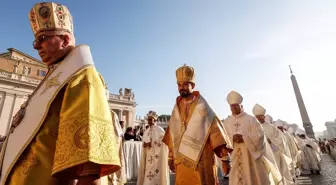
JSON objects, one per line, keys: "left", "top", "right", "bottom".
{"left": 289, "top": 66, "right": 315, "bottom": 139}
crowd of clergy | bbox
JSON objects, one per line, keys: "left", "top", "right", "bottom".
{"left": 131, "top": 89, "right": 324, "bottom": 185}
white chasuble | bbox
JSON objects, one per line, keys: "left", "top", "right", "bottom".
{"left": 302, "top": 138, "right": 321, "bottom": 172}
{"left": 296, "top": 137, "right": 311, "bottom": 175}
{"left": 283, "top": 131, "right": 299, "bottom": 179}
{"left": 262, "top": 122, "right": 293, "bottom": 185}
{"left": 137, "top": 125, "right": 169, "bottom": 185}
{"left": 223, "top": 112, "right": 282, "bottom": 185}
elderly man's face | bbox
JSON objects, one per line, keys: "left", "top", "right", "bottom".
{"left": 178, "top": 82, "right": 194, "bottom": 98}
{"left": 33, "top": 32, "right": 70, "bottom": 65}
{"left": 230, "top": 104, "right": 242, "bottom": 115}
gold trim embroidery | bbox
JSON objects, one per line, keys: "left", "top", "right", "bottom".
{"left": 40, "top": 72, "right": 62, "bottom": 95}
{"left": 1, "top": 65, "right": 92, "bottom": 185}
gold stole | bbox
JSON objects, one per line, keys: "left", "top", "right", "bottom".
{"left": 0, "top": 45, "right": 94, "bottom": 184}
{"left": 169, "top": 95, "right": 215, "bottom": 169}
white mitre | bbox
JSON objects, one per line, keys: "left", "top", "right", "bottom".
{"left": 274, "top": 119, "right": 285, "bottom": 127}
{"left": 265, "top": 114, "right": 273, "bottom": 123}
{"left": 227, "top": 91, "right": 243, "bottom": 105}
{"left": 252, "top": 104, "right": 266, "bottom": 116}
{"left": 296, "top": 129, "right": 305, "bottom": 135}
{"left": 146, "top": 110, "right": 158, "bottom": 120}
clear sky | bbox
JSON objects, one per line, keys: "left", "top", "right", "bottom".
{"left": 1, "top": 0, "right": 336, "bottom": 132}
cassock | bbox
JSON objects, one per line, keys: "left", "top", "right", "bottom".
{"left": 223, "top": 92, "right": 281, "bottom": 185}
{"left": 0, "top": 4, "right": 121, "bottom": 184}
{"left": 252, "top": 105, "right": 293, "bottom": 185}
{"left": 137, "top": 120, "right": 169, "bottom": 185}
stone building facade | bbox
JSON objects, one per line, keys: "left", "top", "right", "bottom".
{"left": 0, "top": 48, "right": 137, "bottom": 135}
{"left": 325, "top": 120, "right": 336, "bottom": 139}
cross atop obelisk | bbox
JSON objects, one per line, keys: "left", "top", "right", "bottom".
{"left": 289, "top": 66, "right": 315, "bottom": 138}
{"left": 289, "top": 65, "right": 293, "bottom": 75}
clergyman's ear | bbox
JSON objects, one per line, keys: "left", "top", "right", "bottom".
{"left": 62, "top": 34, "right": 71, "bottom": 47}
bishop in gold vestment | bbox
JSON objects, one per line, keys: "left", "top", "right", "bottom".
{"left": 0, "top": 2, "right": 120, "bottom": 185}
{"left": 162, "top": 65, "right": 230, "bottom": 185}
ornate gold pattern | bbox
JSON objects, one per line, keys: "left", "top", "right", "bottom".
{"left": 55, "top": 4, "right": 67, "bottom": 28}
{"left": 2, "top": 48, "right": 115, "bottom": 184}
{"left": 29, "top": 2, "right": 74, "bottom": 36}
{"left": 52, "top": 115, "right": 119, "bottom": 174}
{"left": 51, "top": 67, "right": 121, "bottom": 176}
{"left": 175, "top": 64, "right": 195, "bottom": 84}
{"left": 38, "top": 4, "right": 52, "bottom": 28}
{"left": 237, "top": 148, "right": 244, "bottom": 185}
{"left": 74, "top": 123, "right": 89, "bottom": 149}
{"left": 40, "top": 72, "right": 62, "bottom": 95}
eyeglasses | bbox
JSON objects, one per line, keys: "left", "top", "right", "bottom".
{"left": 33, "top": 35, "right": 51, "bottom": 46}
{"left": 33, "top": 35, "right": 64, "bottom": 47}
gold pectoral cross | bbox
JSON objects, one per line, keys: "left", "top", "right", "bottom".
{"left": 9, "top": 67, "right": 60, "bottom": 133}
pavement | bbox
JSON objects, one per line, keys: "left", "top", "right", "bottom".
{"left": 126, "top": 154, "right": 336, "bottom": 185}
{"left": 295, "top": 154, "right": 336, "bottom": 185}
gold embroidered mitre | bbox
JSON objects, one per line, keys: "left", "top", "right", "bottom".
{"left": 29, "top": 2, "right": 74, "bottom": 37}
{"left": 176, "top": 64, "right": 195, "bottom": 84}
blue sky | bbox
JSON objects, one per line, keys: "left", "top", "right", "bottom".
{"left": 1, "top": 0, "right": 336, "bottom": 132}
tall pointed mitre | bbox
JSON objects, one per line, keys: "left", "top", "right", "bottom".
{"left": 252, "top": 104, "right": 266, "bottom": 116}
{"left": 176, "top": 64, "right": 195, "bottom": 84}
{"left": 29, "top": 2, "right": 74, "bottom": 37}
{"left": 226, "top": 91, "right": 243, "bottom": 105}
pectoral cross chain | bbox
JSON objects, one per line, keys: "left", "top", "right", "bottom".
{"left": 10, "top": 67, "right": 57, "bottom": 133}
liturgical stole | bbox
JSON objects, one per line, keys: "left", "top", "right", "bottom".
{"left": 169, "top": 95, "right": 215, "bottom": 169}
